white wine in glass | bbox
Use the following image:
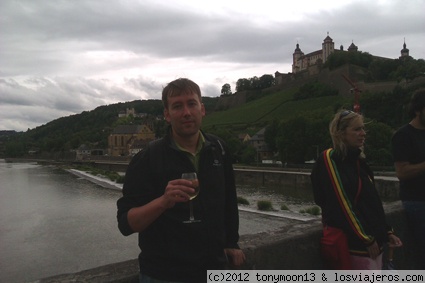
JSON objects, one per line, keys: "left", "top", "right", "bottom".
{"left": 182, "top": 172, "right": 200, "bottom": 223}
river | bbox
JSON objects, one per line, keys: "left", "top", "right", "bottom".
{"left": 0, "top": 160, "right": 139, "bottom": 283}
{"left": 0, "top": 159, "right": 317, "bottom": 282}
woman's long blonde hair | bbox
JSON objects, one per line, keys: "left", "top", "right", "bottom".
{"left": 329, "top": 109, "right": 365, "bottom": 159}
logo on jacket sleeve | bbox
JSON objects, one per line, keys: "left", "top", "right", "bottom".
{"left": 213, "top": 159, "right": 222, "bottom": 167}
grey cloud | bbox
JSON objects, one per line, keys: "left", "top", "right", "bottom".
{"left": 2, "top": 0, "right": 423, "bottom": 72}
{"left": 202, "top": 83, "right": 221, "bottom": 98}
{"left": 125, "top": 77, "right": 163, "bottom": 99}
{"left": 0, "top": 0, "right": 424, "bottom": 131}
{"left": 0, "top": 76, "right": 140, "bottom": 130}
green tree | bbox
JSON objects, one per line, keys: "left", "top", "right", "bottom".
{"left": 276, "top": 117, "right": 309, "bottom": 163}
{"left": 259, "top": 74, "right": 275, "bottom": 89}
{"left": 364, "top": 121, "right": 394, "bottom": 165}
{"left": 221, "top": 83, "right": 232, "bottom": 96}
{"left": 5, "top": 139, "right": 26, "bottom": 157}
{"left": 236, "top": 78, "right": 251, "bottom": 92}
{"left": 360, "top": 86, "right": 411, "bottom": 129}
{"left": 239, "top": 144, "right": 257, "bottom": 164}
{"left": 324, "top": 51, "right": 373, "bottom": 70}
{"left": 391, "top": 58, "right": 425, "bottom": 82}
{"left": 368, "top": 58, "right": 399, "bottom": 81}
{"left": 264, "top": 119, "right": 279, "bottom": 152}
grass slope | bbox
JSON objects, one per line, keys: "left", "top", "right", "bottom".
{"left": 202, "top": 87, "right": 349, "bottom": 132}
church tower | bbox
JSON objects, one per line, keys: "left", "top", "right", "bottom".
{"left": 400, "top": 39, "right": 409, "bottom": 58}
{"left": 347, "top": 41, "right": 358, "bottom": 52}
{"left": 292, "top": 43, "right": 304, "bottom": 73}
{"left": 322, "top": 32, "right": 335, "bottom": 63}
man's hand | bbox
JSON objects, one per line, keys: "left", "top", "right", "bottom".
{"left": 224, "top": 248, "right": 246, "bottom": 267}
{"left": 127, "top": 178, "right": 195, "bottom": 232}
{"left": 388, "top": 234, "right": 403, "bottom": 248}
{"left": 162, "top": 179, "right": 195, "bottom": 208}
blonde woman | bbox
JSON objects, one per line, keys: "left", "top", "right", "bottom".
{"left": 311, "top": 110, "right": 402, "bottom": 269}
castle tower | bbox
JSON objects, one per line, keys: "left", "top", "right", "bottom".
{"left": 400, "top": 39, "right": 409, "bottom": 58}
{"left": 292, "top": 43, "right": 304, "bottom": 73}
{"left": 322, "top": 32, "right": 335, "bottom": 63}
{"left": 348, "top": 41, "right": 358, "bottom": 52}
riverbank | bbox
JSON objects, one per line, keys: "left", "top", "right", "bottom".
{"left": 66, "top": 168, "right": 319, "bottom": 221}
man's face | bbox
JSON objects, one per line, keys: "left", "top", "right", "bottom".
{"left": 164, "top": 91, "right": 205, "bottom": 139}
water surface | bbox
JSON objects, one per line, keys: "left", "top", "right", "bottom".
{"left": 0, "top": 160, "right": 139, "bottom": 283}
{"left": 0, "top": 160, "right": 317, "bottom": 282}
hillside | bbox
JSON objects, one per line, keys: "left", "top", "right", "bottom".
{"left": 202, "top": 87, "right": 348, "bottom": 134}
{"left": 2, "top": 56, "right": 425, "bottom": 161}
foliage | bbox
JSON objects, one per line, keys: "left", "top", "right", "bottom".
{"left": 363, "top": 121, "right": 394, "bottom": 165}
{"left": 367, "top": 58, "right": 400, "bottom": 82}
{"left": 206, "top": 127, "right": 256, "bottom": 164}
{"left": 324, "top": 51, "right": 374, "bottom": 70}
{"left": 280, "top": 203, "right": 289, "bottom": 211}
{"left": 237, "top": 196, "right": 250, "bottom": 205}
{"left": 293, "top": 81, "right": 339, "bottom": 100}
{"left": 235, "top": 78, "right": 251, "bottom": 92}
{"left": 257, "top": 74, "right": 276, "bottom": 89}
{"left": 5, "top": 140, "right": 26, "bottom": 157}
{"left": 363, "top": 57, "right": 425, "bottom": 83}
{"left": 360, "top": 84, "right": 424, "bottom": 129}
{"left": 202, "top": 88, "right": 297, "bottom": 127}
{"left": 264, "top": 119, "right": 279, "bottom": 152}
{"left": 2, "top": 99, "right": 208, "bottom": 157}
{"left": 201, "top": 97, "right": 220, "bottom": 114}
{"left": 390, "top": 58, "right": 425, "bottom": 82}
{"left": 235, "top": 74, "right": 275, "bottom": 92}
{"left": 273, "top": 112, "right": 333, "bottom": 163}
{"left": 239, "top": 144, "right": 257, "bottom": 164}
{"left": 257, "top": 200, "right": 274, "bottom": 211}
{"left": 300, "top": 206, "right": 321, "bottom": 215}
{"left": 221, "top": 83, "right": 232, "bottom": 96}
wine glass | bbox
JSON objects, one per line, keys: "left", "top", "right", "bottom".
{"left": 182, "top": 172, "right": 200, "bottom": 223}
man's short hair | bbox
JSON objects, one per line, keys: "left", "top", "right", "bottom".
{"left": 162, "top": 78, "right": 202, "bottom": 109}
{"left": 408, "top": 88, "right": 425, "bottom": 119}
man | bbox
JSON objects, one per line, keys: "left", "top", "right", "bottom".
{"left": 117, "top": 78, "right": 245, "bottom": 283}
{"left": 391, "top": 88, "right": 425, "bottom": 269}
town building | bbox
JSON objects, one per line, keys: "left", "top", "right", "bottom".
{"left": 108, "top": 124, "right": 155, "bottom": 156}
{"left": 118, "top": 108, "right": 147, "bottom": 118}
{"left": 249, "top": 128, "right": 273, "bottom": 161}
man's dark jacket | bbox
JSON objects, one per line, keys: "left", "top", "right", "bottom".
{"left": 117, "top": 131, "right": 240, "bottom": 282}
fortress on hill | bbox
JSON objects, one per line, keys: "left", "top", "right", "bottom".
{"left": 274, "top": 32, "right": 410, "bottom": 85}
{"left": 291, "top": 33, "right": 409, "bottom": 74}
{"left": 216, "top": 33, "right": 418, "bottom": 111}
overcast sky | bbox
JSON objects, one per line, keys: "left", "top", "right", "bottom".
{"left": 1, "top": 0, "right": 424, "bottom": 132}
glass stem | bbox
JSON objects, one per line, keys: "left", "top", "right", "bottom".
{"left": 189, "top": 201, "right": 194, "bottom": 221}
